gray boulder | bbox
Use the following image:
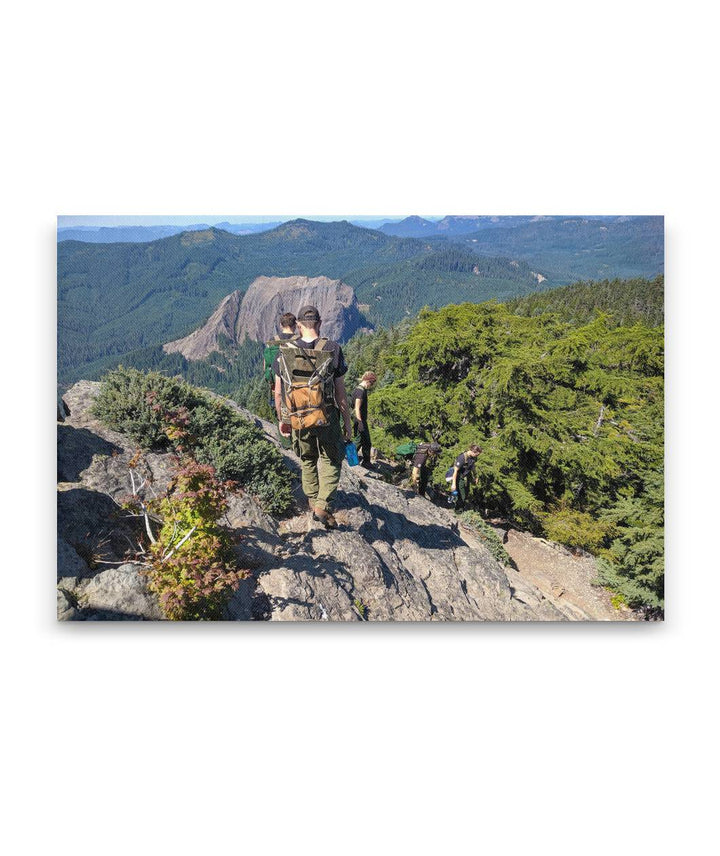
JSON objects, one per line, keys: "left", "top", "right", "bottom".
{"left": 79, "top": 564, "right": 163, "bottom": 620}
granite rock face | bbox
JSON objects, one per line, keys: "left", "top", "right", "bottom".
{"left": 163, "top": 290, "right": 244, "bottom": 362}
{"left": 234, "top": 275, "right": 367, "bottom": 345}
{"left": 57, "top": 381, "right": 571, "bottom": 622}
{"left": 224, "top": 453, "right": 565, "bottom": 622}
{"left": 163, "top": 275, "right": 368, "bottom": 361}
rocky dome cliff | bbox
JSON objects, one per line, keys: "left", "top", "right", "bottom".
{"left": 56, "top": 381, "right": 632, "bottom": 622}
{"left": 164, "top": 275, "right": 368, "bottom": 361}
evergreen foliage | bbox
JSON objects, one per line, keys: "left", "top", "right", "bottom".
{"left": 596, "top": 468, "right": 664, "bottom": 611}
{"left": 349, "top": 287, "right": 663, "bottom": 610}
{"left": 341, "top": 320, "right": 413, "bottom": 391}
{"left": 92, "top": 367, "right": 293, "bottom": 515}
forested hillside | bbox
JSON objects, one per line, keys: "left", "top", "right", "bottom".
{"left": 58, "top": 220, "right": 541, "bottom": 385}
{"left": 345, "top": 277, "right": 664, "bottom": 612}
{"left": 447, "top": 216, "right": 663, "bottom": 282}
{"left": 507, "top": 275, "right": 664, "bottom": 327}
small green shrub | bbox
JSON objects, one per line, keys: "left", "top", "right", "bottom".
{"left": 610, "top": 592, "right": 627, "bottom": 610}
{"left": 93, "top": 367, "right": 293, "bottom": 515}
{"left": 353, "top": 598, "right": 368, "bottom": 620}
{"left": 145, "top": 457, "right": 247, "bottom": 620}
{"left": 538, "top": 506, "right": 614, "bottom": 553}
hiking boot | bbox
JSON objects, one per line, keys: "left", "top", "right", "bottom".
{"left": 312, "top": 507, "right": 338, "bottom": 529}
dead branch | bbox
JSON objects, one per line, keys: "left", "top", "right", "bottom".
{"left": 161, "top": 525, "right": 196, "bottom": 563}
{"left": 594, "top": 404, "right": 606, "bottom": 436}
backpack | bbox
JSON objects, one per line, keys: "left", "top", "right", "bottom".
{"left": 412, "top": 442, "right": 439, "bottom": 468}
{"left": 395, "top": 441, "right": 419, "bottom": 459}
{"left": 263, "top": 338, "right": 284, "bottom": 384}
{"left": 276, "top": 338, "right": 336, "bottom": 431}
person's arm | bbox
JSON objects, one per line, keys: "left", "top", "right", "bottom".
{"left": 335, "top": 377, "right": 352, "bottom": 440}
{"left": 451, "top": 457, "right": 460, "bottom": 491}
{"left": 354, "top": 394, "right": 363, "bottom": 425}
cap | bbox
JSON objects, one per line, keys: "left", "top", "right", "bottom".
{"left": 297, "top": 305, "right": 321, "bottom": 323}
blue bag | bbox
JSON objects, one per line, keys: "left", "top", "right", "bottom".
{"left": 345, "top": 441, "right": 359, "bottom": 467}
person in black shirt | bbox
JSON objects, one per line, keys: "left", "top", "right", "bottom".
{"left": 411, "top": 442, "right": 442, "bottom": 497}
{"left": 448, "top": 444, "right": 482, "bottom": 511}
{"left": 351, "top": 371, "right": 377, "bottom": 467}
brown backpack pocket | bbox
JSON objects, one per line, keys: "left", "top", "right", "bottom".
{"left": 285, "top": 383, "right": 328, "bottom": 430}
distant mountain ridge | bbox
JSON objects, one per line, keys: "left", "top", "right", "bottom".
{"left": 379, "top": 216, "right": 439, "bottom": 237}
{"left": 57, "top": 221, "right": 282, "bottom": 243}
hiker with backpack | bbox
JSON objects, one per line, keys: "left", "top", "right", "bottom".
{"left": 351, "top": 371, "right": 377, "bottom": 469}
{"left": 264, "top": 313, "right": 298, "bottom": 448}
{"left": 411, "top": 441, "right": 442, "bottom": 497}
{"left": 273, "top": 305, "right": 352, "bottom": 529}
{"left": 264, "top": 314, "right": 297, "bottom": 399}
{"left": 445, "top": 444, "right": 482, "bottom": 511}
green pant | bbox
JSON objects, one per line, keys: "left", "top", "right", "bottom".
{"left": 293, "top": 408, "right": 344, "bottom": 511}
{"left": 456, "top": 477, "right": 473, "bottom": 511}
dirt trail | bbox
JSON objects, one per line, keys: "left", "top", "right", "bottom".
{"left": 484, "top": 523, "right": 636, "bottom": 621}
{"left": 376, "top": 466, "right": 637, "bottom": 620}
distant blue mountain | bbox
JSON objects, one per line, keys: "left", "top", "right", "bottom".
{"left": 57, "top": 221, "right": 282, "bottom": 243}
{"left": 348, "top": 218, "right": 399, "bottom": 231}
{"left": 379, "top": 216, "right": 439, "bottom": 237}
{"left": 379, "top": 215, "right": 617, "bottom": 238}
{"left": 212, "top": 221, "right": 283, "bottom": 235}
{"left": 57, "top": 224, "right": 211, "bottom": 243}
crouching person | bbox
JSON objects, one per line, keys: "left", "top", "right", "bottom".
{"left": 411, "top": 442, "right": 441, "bottom": 497}
{"left": 274, "top": 305, "right": 352, "bottom": 529}
{"left": 446, "top": 444, "right": 482, "bottom": 511}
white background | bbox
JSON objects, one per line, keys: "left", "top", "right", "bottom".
{"left": 4, "top": 1, "right": 718, "bottom": 853}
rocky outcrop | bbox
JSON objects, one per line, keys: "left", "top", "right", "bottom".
{"left": 57, "top": 381, "right": 179, "bottom": 621}
{"left": 57, "top": 381, "right": 618, "bottom": 622}
{"left": 222, "top": 467, "right": 565, "bottom": 621}
{"left": 235, "top": 275, "right": 367, "bottom": 344}
{"left": 163, "top": 275, "right": 367, "bottom": 361}
{"left": 163, "top": 291, "right": 243, "bottom": 362}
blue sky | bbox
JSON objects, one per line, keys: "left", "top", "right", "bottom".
{"left": 57, "top": 214, "right": 439, "bottom": 228}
